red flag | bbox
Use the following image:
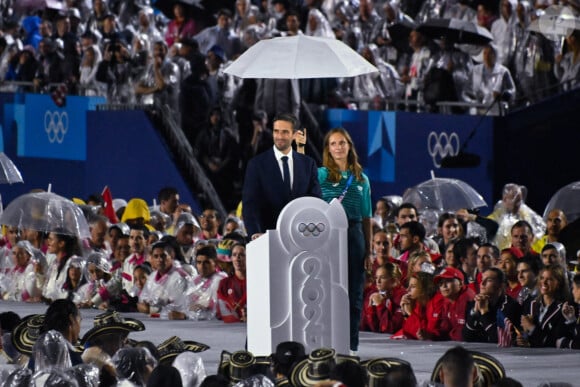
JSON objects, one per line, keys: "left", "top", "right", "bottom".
{"left": 101, "top": 186, "right": 118, "bottom": 224}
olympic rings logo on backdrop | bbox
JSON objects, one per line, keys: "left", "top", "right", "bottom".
{"left": 427, "top": 132, "right": 460, "bottom": 168}
{"left": 44, "top": 111, "right": 69, "bottom": 144}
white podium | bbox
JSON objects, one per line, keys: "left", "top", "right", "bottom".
{"left": 247, "top": 197, "right": 350, "bottom": 355}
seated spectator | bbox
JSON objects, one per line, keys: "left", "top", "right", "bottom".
{"left": 516, "top": 256, "right": 541, "bottom": 305}
{"left": 361, "top": 262, "right": 406, "bottom": 333}
{"left": 138, "top": 241, "right": 191, "bottom": 319}
{"left": 217, "top": 243, "right": 247, "bottom": 322}
{"left": 473, "top": 243, "right": 500, "bottom": 293}
{"left": 463, "top": 44, "right": 516, "bottom": 115}
{"left": 40, "top": 232, "right": 83, "bottom": 303}
{"left": 532, "top": 209, "right": 567, "bottom": 254}
{"left": 454, "top": 238, "right": 479, "bottom": 287}
{"left": 392, "top": 271, "right": 444, "bottom": 340}
{"left": 463, "top": 268, "right": 522, "bottom": 344}
{"left": 1, "top": 241, "right": 44, "bottom": 302}
{"left": 518, "top": 264, "right": 570, "bottom": 347}
{"left": 435, "top": 267, "right": 475, "bottom": 341}
{"left": 122, "top": 226, "right": 149, "bottom": 293}
{"left": 185, "top": 245, "right": 227, "bottom": 320}
{"left": 433, "top": 213, "right": 461, "bottom": 256}
{"left": 557, "top": 273, "right": 580, "bottom": 349}
{"left": 498, "top": 247, "right": 523, "bottom": 300}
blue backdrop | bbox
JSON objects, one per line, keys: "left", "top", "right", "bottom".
{"left": 325, "top": 109, "right": 494, "bottom": 211}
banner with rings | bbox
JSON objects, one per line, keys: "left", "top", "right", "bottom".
{"left": 14, "top": 94, "right": 105, "bottom": 161}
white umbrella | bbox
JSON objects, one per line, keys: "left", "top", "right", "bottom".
{"left": 223, "top": 35, "right": 378, "bottom": 79}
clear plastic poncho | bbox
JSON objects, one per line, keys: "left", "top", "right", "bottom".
{"left": 30, "top": 368, "right": 79, "bottom": 387}
{"left": 233, "top": 374, "right": 275, "bottom": 387}
{"left": 112, "top": 347, "right": 157, "bottom": 387}
{"left": 32, "top": 330, "right": 72, "bottom": 373}
{"left": 185, "top": 272, "right": 227, "bottom": 321}
{"left": 3, "top": 367, "right": 32, "bottom": 387}
{"left": 139, "top": 266, "right": 190, "bottom": 318}
{"left": 173, "top": 351, "right": 207, "bottom": 387}
{"left": 65, "top": 363, "right": 100, "bottom": 387}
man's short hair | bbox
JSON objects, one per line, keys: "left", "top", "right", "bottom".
{"left": 395, "top": 203, "right": 418, "bottom": 217}
{"left": 453, "top": 237, "right": 479, "bottom": 261}
{"left": 400, "top": 221, "right": 425, "bottom": 241}
{"left": 484, "top": 267, "right": 506, "bottom": 285}
{"left": 157, "top": 187, "right": 178, "bottom": 203}
{"left": 511, "top": 220, "right": 533, "bottom": 235}
{"left": 196, "top": 245, "right": 218, "bottom": 260}
{"left": 129, "top": 225, "right": 150, "bottom": 238}
{"left": 438, "top": 346, "right": 475, "bottom": 387}
{"left": 273, "top": 112, "right": 299, "bottom": 131}
{"left": 479, "top": 242, "right": 500, "bottom": 259}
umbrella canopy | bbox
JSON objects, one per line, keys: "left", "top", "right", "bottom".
{"left": 543, "top": 181, "right": 580, "bottom": 223}
{"left": 387, "top": 15, "right": 417, "bottom": 52}
{"left": 223, "top": 35, "right": 378, "bottom": 79}
{"left": 402, "top": 176, "right": 487, "bottom": 212}
{"left": 0, "top": 153, "right": 24, "bottom": 184}
{"left": 418, "top": 18, "right": 493, "bottom": 45}
{"left": 0, "top": 192, "right": 90, "bottom": 238}
{"left": 528, "top": 6, "right": 580, "bottom": 40}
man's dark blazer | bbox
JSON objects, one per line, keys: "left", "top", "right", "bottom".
{"left": 242, "top": 147, "right": 321, "bottom": 237}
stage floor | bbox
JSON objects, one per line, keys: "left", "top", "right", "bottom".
{"left": 4, "top": 302, "right": 578, "bottom": 386}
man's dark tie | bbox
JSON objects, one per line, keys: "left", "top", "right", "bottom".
{"left": 281, "top": 156, "right": 291, "bottom": 195}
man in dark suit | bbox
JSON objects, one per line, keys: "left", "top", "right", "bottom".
{"left": 242, "top": 112, "right": 321, "bottom": 239}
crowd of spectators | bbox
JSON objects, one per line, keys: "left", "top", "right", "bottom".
{"left": 1, "top": 0, "right": 580, "bottom": 210}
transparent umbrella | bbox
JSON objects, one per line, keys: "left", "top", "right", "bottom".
{"left": 543, "top": 181, "right": 580, "bottom": 223}
{"left": 402, "top": 173, "right": 487, "bottom": 212}
{"left": 0, "top": 152, "right": 23, "bottom": 184}
{"left": 0, "top": 192, "right": 90, "bottom": 238}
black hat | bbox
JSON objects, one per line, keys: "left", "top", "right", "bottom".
{"left": 80, "top": 311, "right": 145, "bottom": 345}
{"left": 363, "top": 357, "right": 413, "bottom": 387}
{"left": 290, "top": 348, "right": 359, "bottom": 387}
{"left": 431, "top": 350, "right": 505, "bottom": 387}
{"left": 11, "top": 314, "right": 45, "bottom": 355}
{"left": 157, "top": 336, "right": 210, "bottom": 365}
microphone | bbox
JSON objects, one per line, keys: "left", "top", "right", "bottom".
{"left": 440, "top": 151, "right": 481, "bottom": 168}
{"left": 440, "top": 92, "right": 505, "bottom": 168}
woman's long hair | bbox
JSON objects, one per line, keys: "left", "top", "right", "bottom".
{"left": 322, "top": 127, "right": 364, "bottom": 183}
{"left": 537, "top": 264, "right": 571, "bottom": 303}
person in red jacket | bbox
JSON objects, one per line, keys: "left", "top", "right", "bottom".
{"left": 217, "top": 243, "right": 247, "bottom": 323}
{"left": 361, "top": 262, "right": 406, "bottom": 333}
{"left": 435, "top": 266, "right": 476, "bottom": 341}
{"left": 392, "top": 271, "right": 445, "bottom": 340}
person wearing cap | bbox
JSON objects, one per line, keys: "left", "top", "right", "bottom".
{"left": 181, "top": 245, "right": 227, "bottom": 321}
{"left": 497, "top": 247, "right": 523, "bottom": 300}
{"left": 215, "top": 239, "right": 235, "bottom": 275}
{"left": 1, "top": 241, "right": 45, "bottom": 302}
{"left": 138, "top": 240, "right": 191, "bottom": 319}
{"left": 217, "top": 243, "right": 247, "bottom": 322}
{"left": 270, "top": 341, "right": 306, "bottom": 383}
{"left": 463, "top": 268, "right": 522, "bottom": 344}
{"left": 436, "top": 266, "right": 475, "bottom": 341}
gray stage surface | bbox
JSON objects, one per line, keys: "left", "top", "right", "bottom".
{"left": 4, "top": 303, "right": 579, "bottom": 386}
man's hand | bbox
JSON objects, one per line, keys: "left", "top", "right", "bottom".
{"left": 294, "top": 128, "right": 307, "bottom": 153}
